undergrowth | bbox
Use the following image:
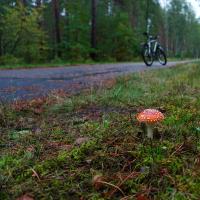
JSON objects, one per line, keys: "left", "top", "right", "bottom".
{"left": 1, "top": 63, "right": 200, "bottom": 199}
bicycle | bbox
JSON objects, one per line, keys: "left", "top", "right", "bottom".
{"left": 141, "top": 32, "right": 167, "bottom": 66}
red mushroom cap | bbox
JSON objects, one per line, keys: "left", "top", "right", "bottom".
{"left": 136, "top": 109, "right": 164, "bottom": 124}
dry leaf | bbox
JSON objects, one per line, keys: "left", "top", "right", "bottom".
{"left": 16, "top": 194, "right": 34, "bottom": 200}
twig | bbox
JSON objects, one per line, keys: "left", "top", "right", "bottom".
{"left": 121, "top": 159, "right": 136, "bottom": 172}
{"left": 129, "top": 111, "right": 135, "bottom": 128}
{"left": 120, "top": 195, "right": 135, "bottom": 200}
{"left": 31, "top": 168, "right": 41, "bottom": 181}
{"left": 107, "top": 171, "right": 140, "bottom": 198}
{"left": 150, "top": 138, "right": 155, "bottom": 164}
{"left": 165, "top": 174, "right": 176, "bottom": 185}
{"left": 170, "top": 142, "right": 184, "bottom": 157}
{"left": 97, "top": 180, "right": 125, "bottom": 197}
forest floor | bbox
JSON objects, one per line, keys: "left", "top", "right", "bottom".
{"left": 1, "top": 62, "right": 200, "bottom": 199}
{"left": 0, "top": 60, "right": 195, "bottom": 101}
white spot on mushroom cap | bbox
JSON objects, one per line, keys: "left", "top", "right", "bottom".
{"left": 136, "top": 109, "right": 164, "bottom": 124}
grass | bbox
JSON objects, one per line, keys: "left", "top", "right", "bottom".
{"left": 0, "top": 57, "right": 191, "bottom": 70}
{"left": 1, "top": 63, "right": 200, "bottom": 199}
{"left": 0, "top": 59, "right": 139, "bottom": 70}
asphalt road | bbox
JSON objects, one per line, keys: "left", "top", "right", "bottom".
{"left": 0, "top": 60, "right": 195, "bottom": 101}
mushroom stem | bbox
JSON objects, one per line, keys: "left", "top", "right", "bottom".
{"left": 146, "top": 124, "right": 153, "bottom": 139}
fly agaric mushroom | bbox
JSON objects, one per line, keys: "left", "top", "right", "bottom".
{"left": 136, "top": 109, "right": 164, "bottom": 139}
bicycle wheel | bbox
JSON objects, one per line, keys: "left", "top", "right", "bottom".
{"left": 157, "top": 48, "right": 167, "bottom": 65}
{"left": 142, "top": 45, "right": 153, "bottom": 66}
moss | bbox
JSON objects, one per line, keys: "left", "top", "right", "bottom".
{"left": 1, "top": 63, "right": 200, "bottom": 199}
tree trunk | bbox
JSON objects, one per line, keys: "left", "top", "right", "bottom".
{"left": 21, "top": 0, "right": 27, "bottom": 6}
{"left": 16, "top": 0, "right": 26, "bottom": 6}
{"left": 52, "top": 0, "right": 61, "bottom": 57}
{"left": 90, "top": 0, "right": 97, "bottom": 60}
{"left": 36, "top": 0, "right": 43, "bottom": 26}
{"left": 0, "top": 33, "right": 2, "bottom": 56}
{"left": 36, "top": 0, "right": 42, "bottom": 7}
{"left": 129, "top": 2, "right": 138, "bottom": 29}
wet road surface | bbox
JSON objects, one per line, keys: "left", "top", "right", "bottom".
{"left": 0, "top": 61, "right": 194, "bottom": 102}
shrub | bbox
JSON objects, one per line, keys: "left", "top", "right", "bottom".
{"left": 0, "top": 55, "right": 23, "bottom": 65}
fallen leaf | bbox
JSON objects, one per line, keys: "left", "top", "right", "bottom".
{"left": 16, "top": 194, "right": 34, "bottom": 200}
{"left": 136, "top": 194, "right": 149, "bottom": 200}
{"left": 74, "top": 137, "right": 90, "bottom": 146}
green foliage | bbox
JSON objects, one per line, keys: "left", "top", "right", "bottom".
{"left": 67, "top": 43, "right": 90, "bottom": 62}
{"left": 111, "top": 13, "right": 136, "bottom": 61}
{"left": 167, "top": 0, "right": 200, "bottom": 57}
{"left": 0, "top": 54, "right": 22, "bottom": 65}
{"left": 62, "top": 0, "right": 91, "bottom": 61}
{"left": 0, "top": 3, "right": 48, "bottom": 63}
{"left": 0, "top": 0, "right": 200, "bottom": 65}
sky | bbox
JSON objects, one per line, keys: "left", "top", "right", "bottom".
{"left": 159, "top": 0, "right": 200, "bottom": 18}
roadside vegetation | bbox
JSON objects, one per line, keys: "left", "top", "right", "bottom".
{"left": 0, "top": 59, "right": 142, "bottom": 70}
{"left": 0, "top": 57, "right": 187, "bottom": 70}
{"left": 1, "top": 0, "right": 200, "bottom": 68}
{"left": 1, "top": 62, "right": 200, "bottom": 199}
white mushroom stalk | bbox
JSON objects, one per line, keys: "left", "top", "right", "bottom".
{"left": 146, "top": 123, "right": 153, "bottom": 139}
{"left": 136, "top": 109, "right": 164, "bottom": 139}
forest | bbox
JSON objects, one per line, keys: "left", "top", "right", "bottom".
{"left": 0, "top": 0, "right": 200, "bottom": 65}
